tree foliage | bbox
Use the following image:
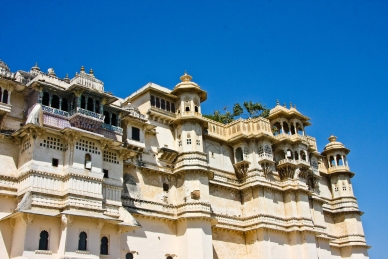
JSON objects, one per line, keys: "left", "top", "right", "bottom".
{"left": 203, "top": 101, "right": 270, "bottom": 124}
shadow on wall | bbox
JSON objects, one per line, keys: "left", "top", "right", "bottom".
{"left": 213, "top": 245, "right": 219, "bottom": 259}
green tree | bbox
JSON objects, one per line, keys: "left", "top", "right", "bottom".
{"left": 203, "top": 101, "right": 270, "bottom": 124}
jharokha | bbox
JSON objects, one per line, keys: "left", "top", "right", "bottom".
{"left": 0, "top": 60, "right": 369, "bottom": 259}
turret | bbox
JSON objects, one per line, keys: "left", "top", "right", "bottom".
{"left": 322, "top": 135, "right": 354, "bottom": 197}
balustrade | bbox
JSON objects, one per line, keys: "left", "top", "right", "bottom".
{"left": 69, "top": 107, "right": 104, "bottom": 120}
{"left": 42, "top": 105, "right": 69, "bottom": 117}
{"left": 101, "top": 123, "right": 123, "bottom": 133}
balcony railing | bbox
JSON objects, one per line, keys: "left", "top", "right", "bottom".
{"left": 128, "top": 109, "right": 147, "bottom": 120}
{"left": 42, "top": 105, "right": 70, "bottom": 117}
{"left": 0, "top": 70, "right": 15, "bottom": 79}
{"left": 101, "top": 123, "right": 123, "bottom": 133}
{"left": 276, "top": 158, "right": 297, "bottom": 166}
{"left": 257, "top": 153, "right": 274, "bottom": 162}
{"left": 295, "top": 159, "right": 311, "bottom": 167}
{"left": 69, "top": 107, "right": 104, "bottom": 120}
{"left": 328, "top": 165, "right": 350, "bottom": 173}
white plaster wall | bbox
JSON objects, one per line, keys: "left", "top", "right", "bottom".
{"left": 210, "top": 186, "right": 241, "bottom": 217}
{"left": 212, "top": 229, "right": 246, "bottom": 259}
{"left": 204, "top": 139, "right": 235, "bottom": 173}
{"left": 0, "top": 219, "right": 12, "bottom": 259}
{"left": 0, "top": 137, "right": 18, "bottom": 176}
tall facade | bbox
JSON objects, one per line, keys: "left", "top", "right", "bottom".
{"left": 0, "top": 60, "right": 369, "bottom": 259}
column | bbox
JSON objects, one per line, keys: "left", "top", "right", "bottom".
{"left": 49, "top": 93, "right": 52, "bottom": 107}
{"left": 109, "top": 113, "right": 112, "bottom": 125}
{"left": 281, "top": 120, "right": 284, "bottom": 134}
{"left": 59, "top": 97, "right": 63, "bottom": 110}
{"left": 7, "top": 90, "right": 11, "bottom": 105}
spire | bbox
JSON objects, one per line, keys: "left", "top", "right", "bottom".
{"left": 64, "top": 73, "right": 70, "bottom": 83}
{"left": 89, "top": 68, "right": 94, "bottom": 76}
{"left": 180, "top": 71, "right": 192, "bottom": 82}
{"left": 328, "top": 134, "right": 337, "bottom": 143}
{"left": 80, "top": 65, "right": 85, "bottom": 73}
{"left": 276, "top": 99, "right": 280, "bottom": 106}
{"left": 31, "top": 62, "right": 40, "bottom": 72}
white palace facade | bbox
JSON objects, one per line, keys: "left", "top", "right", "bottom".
{"left": 0, "top": 60, "right": 369, "bottom": 259}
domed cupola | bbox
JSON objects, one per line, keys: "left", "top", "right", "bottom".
{"left": 321, "top": 135, "right": 351, "bottom": 172}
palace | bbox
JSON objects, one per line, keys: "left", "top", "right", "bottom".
{"left": 0, "top": 60, "right": 369, "bottom": 259}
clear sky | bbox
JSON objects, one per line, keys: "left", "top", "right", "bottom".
{"left": 1, "top": 1, "right": 387, "bottom": 257}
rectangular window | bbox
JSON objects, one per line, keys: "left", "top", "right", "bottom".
{"left": 196, "top": 140, "right": 200, "bottom": 145}
{"left": 178, "top": 141, "right": 182, "bottom": 147}
{"left": 103, "top": 169, "right": 109, "bottom": 178}
{"left": 52, "top": 158, "right": 59, "bottom": 167}
{"left": 187, "top": 139, "right": 191, "bottom": 145}
{"left": 132, "top": 127, "right": 140, "bottom": 141}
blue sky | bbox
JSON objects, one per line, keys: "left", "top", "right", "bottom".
{"left": 1, "top": 1, "right": 387, "bottom": 257}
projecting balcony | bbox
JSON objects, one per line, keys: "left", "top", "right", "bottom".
{"left": 295, "top": 159, "right": 311, "bottom": 168}
{"left": 42, "top": 105, "right": 69, "bottom": 117}
{"left": 233, "top": 160, "right": 251, "bottom": 179}
{"left": 276, "top": 158, "right": 297, "bottom": 167}
{"left": 0, "top": 102, "right": 12, "bottom": 115}
{"left": 101, "top": 123, "right": 123, "bottom": 134}
{"left": 69, "top": 107, "right": 104, "bottom": 131}
{"left": 176, "top": 111, "right": 202, "bottom": 119}
{"left": 327, "top": 165, "right": 350, "bottom": 174}
{"left": 257, "top": 153, "right": 274, "bottom": 163}
{"left": 124, "top": 138, "right": 146, "bottom": 152}
{"left": 274, "top": 133, "right": 308, "bottom": 144}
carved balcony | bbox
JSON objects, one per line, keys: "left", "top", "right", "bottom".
{"left": 327, "top": 165, "right": 351, "bottom": 174}
{"left": 69, "top": 107, "right": 105, "bottom": 132}
{"left": 157, "top": 147, "right": 179, "bottom": 163}
{"left": 42, "top": 105, "right": 69, "bottom": 117}
{"left": 233, "top": 160, "right": 251, "bottom": 179}
{"left": 174, "top": 152, "right": 208, "bottom": 173}
{"left": 123, "top": 138, "right": 146, "bottom": 152}
{"left": 257, "top": 153, "right": 274, "bottom": 177}
{"left": 101, "top": 123, "right": 123, "bottom": 134}
{"left": 276, "top": 159, "right": 297, "bottom": 180}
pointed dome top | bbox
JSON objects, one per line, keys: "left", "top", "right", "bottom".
{"left": 322, "top": 135, "right": 350, "bottom": 155}
{"left": 180, "top": 71, "right": 192, "bottom": 82}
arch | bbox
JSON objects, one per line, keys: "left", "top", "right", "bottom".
{"left": 195, "top": 106, "right": 199, "bottom": 113}
{"left": 87, "top": 97, "right": 94, "bottom": 111}
{"left": 166, "top": 101, "right": 170, "bottom": 111}
{"left": 235, "top": 147, "right": 243, "bottom": 162}
{"left": 336, "top": 154, "right": 343, "bottom": 166}
{"left": 296, "top": 123, "right": 304, "bottom": 135}
{"left": 283, "top": 122, "right": 290, "bottom": 134}
{"left": 39, "top": 230, "right": 49, "bottom": 250}
{"left": 61, "top": 98, "right": 68, "bottom": 111}
{"left": 272, "top": 122, "right": 282, "bottom": 135}
{"left": 300, "top": 150, "right": 307, "bottom": 161}
{"left": 171, "top": 103, "right": 175, "bottom": 113}
{"left": 51, "top": 95, "right": 59, "bottom": 109}
{"left": 104, "top": 111, "right": 110, "bottom": 124}
{"left": 100, "top": 236, "right": 108, "bottom": 255}
{"left": 78, "top": 231, "right": 87, "bottom": 251}
{"left": 85, "top": 154, "right": 92, "bottom": 170}
{"left": 2, "top": 90, "right": 8, "bottom": 104}
{"left": 42, "top": 92, "right": 50, "bottom": 106}
{"left": 185, "top": 106, "right": 190, "bottom": 112}
{"left": 126, "top": 253, "right": 134, "bottom": 259}
{"left": 294, "top": 151, "right": 299, "bottom": 160}
{"left": 286, "top": 149, "right": 293, "bottom": 159}
{"left": 291, "top": 124, "right": 296, "bottom": 135}
{"left": 95, "top": 100, "right": 100, "bottom": 113}
{"left": 329, "top": 156, "right": 335, "bottom": 167}
{"left": 275, "top": 150, "right": 285, "bottom": 161}
{"left": 111, "top": 113, "right": 117, "bottom": 126}
{"left": 81, "top": 95, "right": 86, "bottom": 109}
{"left": 156, "top": 97, "right": 160, "bottom": 108}
{"left": 150, "top": 95, "right": 155, "bottom": 106}
{"left": 161, "top": 99, "right": 166, "bottom": 110}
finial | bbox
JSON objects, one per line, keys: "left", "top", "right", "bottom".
{"left": 290, "top": 102, "right": 292, "bottom": 108}
{"left": 294, "top": 104, "right": 297, "bottom": 109}
{"left": 47, "top": 68, "right": 56, "bottom": 77}
{"left": 276, "top": 99, "right": 280, "bottom": 106}
{"left": 76, "top": 71, "right": 78, "bottom": 76}
{"left": 31, "top": 62, "right": 40, "bottom": 71}
{"left": 283, "top": 102, "right": 286, "bottom": 107}
{"left": 80, "top": 65, "right": 85, "bottom": 72}
{"left": 328, "top": 134, "right": 337, "bottom": 142}
{"left": 180, "top": 71, "right": 192, "bottom": 82}
{"left": 89, "top": 68, "right": 94, "bottom": 76}
{"left": 64, "top": 73, "right": 70, "bottom": 83}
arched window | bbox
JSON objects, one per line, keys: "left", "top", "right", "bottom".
{"left": 272, "top": 122, "right": 282, "bottom": 135}
{"left": 301, "top": 151, "right": 307, "bottom": 161}
{"left": 87, "top": 97, "right": 94, "bottom": 111}
{"left": 95, "top": 100, "right": 100, "bottom": 113}
{"left": 111, "top": 113, "right": 117, "bottom": 126}
{"left": 235, "top": 147, "right": 243, "bottom": 162}
{"left": 336, "top": 154, "right": 343, "bottom": 166}
{"left": 39, "top": 230, "right": 49, "bottom": 250}
{"left": 42, "top": 92, "right": 50, "bottom": 106}
{"left": 150, "top": 95, "right": 155, "bottom": 106}
{"left": 166, "top": 101, "right": 170, "bottom": 112}
{"left": 329, "top": 156, "right": 335, "bottom": 167}
{"left": 283, "top": 122, "right": 290, "bottom": 134}
{"left": 161, "top": 99, "right": 166, "bottom": 110}
{"left": 291, "top": 124, "right": 296, "bottom": 135}
{"left": 2, "top": 90, "right": 8, "bottom": 104}
{"left": 78, "top": 231, "right": 87, "bottom": 251}
{"left": 61, "top": 98, "right": 68, "bottom": 111}
{"left": 126, "top": 253, "right": 134, "bottom": 259}
{"left": 171, "top": 103, "right": 175, "bottom": 113}
{"left": 81, "top": 96, "right": 86, "bottom": 109}
{"left": 294, "top": 151, "right": 299, "bottom": 160}
{"left": 297, "top": 123, "right": 304, "bottom": 135}
{"left": 156, "top": 97, "right": 160, "bottom": 108}
{"left": 195, "top": 106, "right": 199, "bottom": 113}
{"left": 185, "top": 106, "right": 190, "bottom": 112}
{"left": 51, "top": 95, "right": 60, "bottom": 109}
{"left": 100, "top": 236, "right": 108, "bottom": 255}
{"left": 85, "top": 154, "right": 92, "bottom": 170}
{"left": 286, "top": 149, "right": 293, "bottom": 159}
{"left": 104, "top": 111, "right": 110, "bottom": 124}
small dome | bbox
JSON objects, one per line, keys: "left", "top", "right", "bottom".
{"left": 322, "top": 135, "right": 350, "bottom": 154}
{"left": 0, "top": 60, "right": 10, "bottom": 72}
